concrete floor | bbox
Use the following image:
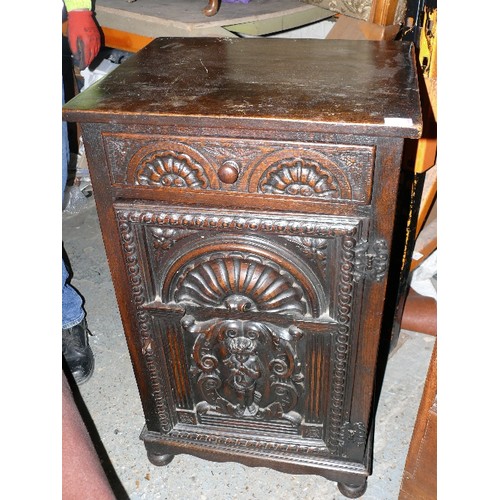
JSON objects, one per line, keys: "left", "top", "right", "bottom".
{"left": 62, "top": 195, "right": 435, "bottom": 500}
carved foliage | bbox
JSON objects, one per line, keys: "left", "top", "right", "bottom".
{"left": 148, "top": 227, "right": 191, "bottom": 266}
{"left": 284, "top": 236, "right": 328, "bottom": 276}
{"left": 302, "top": 0, "right": 407, "bottom": 25}
{"left": 182, "top": 315, "right": 305, "bottom": 422}
{"left": 150, "top": 227, "right": 191, "bottom": 250}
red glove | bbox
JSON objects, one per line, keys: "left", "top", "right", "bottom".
{"left": 67, "top": 10, "right": 101, "bottom": 70}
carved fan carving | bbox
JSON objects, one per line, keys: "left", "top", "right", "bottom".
{"left": 173, "top": 253, "right": 307, "bottom": 316}
{"left": 259, "top": 157, "right": 351, "bottom": 199}
{"left": 135, "top": 151, "right": 209, "bottom": 189}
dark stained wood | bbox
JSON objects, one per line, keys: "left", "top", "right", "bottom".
{"left": 63, "top": 38, "right": 422, "bottom": 138}
{"left": 63, "top": 37, "right": 421, "bottom": 498}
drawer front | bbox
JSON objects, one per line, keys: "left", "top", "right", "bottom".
{"left": 102, "top": 132, "right": 375, "bottom": 205}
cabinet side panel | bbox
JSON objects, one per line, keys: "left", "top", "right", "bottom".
{"left": 348, "top": 138, "right": 406, "bottom": 431}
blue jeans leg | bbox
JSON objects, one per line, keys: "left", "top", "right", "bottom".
{"left": 62, "top": 79, "right": 85, "bottom": 329}
{"left": 62, "top": 260, "right": 85, "bottom": 329}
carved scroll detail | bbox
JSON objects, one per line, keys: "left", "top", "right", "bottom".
{"left": 182, "top": 316, "right": 304, "bottom": 422}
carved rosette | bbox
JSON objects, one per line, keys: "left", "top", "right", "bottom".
{"left": 150, "top": 227, "right": 191, "bottom": 249}
{"left": 284, "top": 236, "right": 328, "bottom": 276}
{"left": 148, "top": 227, "right": 192, "bottom": 265}
{"left": 135, "top": 151, "right": 209, "bottom": 189}
{"left": 258, "top": 157, "right": 350, "bottom": 199}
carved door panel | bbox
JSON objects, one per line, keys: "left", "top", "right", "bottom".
{"left": 114, "top": 202, "right": 382, "bottom": 460}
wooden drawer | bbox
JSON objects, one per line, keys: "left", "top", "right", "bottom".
{"left": 102, "top": 132, "right": 376, "bottom": 205}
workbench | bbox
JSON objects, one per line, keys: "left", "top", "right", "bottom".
{"left": 94, "top": 0, "right": 333, "bottom": 52}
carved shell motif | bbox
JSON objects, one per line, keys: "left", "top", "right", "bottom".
{"left": 259, "top": 158, "right": 347, "bottom": 199}
{"left": 135, "top": 151, "right": 209, "bottom": 188}
{"left": 174, "top": 253, "right": 307, "bottom": 316}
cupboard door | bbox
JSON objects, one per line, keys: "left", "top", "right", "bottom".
{"left": 114, "top": 203, "right": 384, "bottom": 462}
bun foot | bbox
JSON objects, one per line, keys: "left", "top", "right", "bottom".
{"left": 147, "top": 450, "right": 174, "bottom": 467}
{"left": 337, "top": 479, "right": 368, "bottom": 498}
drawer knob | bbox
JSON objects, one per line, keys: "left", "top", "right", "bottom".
{"left": 218, "top": 160, "right": 240, "bottom": 184}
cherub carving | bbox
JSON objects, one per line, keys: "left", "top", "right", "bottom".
{"left": 223, "top": 336, "right": 263, "bottom": 416}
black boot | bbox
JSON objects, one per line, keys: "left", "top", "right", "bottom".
{"left": 62, "top": 318, "right": 94, "bottom": 385}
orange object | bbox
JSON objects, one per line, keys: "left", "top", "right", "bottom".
{"left": 100, "top": 27, "right": 153, "bottom": 53}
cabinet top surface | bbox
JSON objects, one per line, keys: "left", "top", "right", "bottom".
{"left": 63, "top": 37, "right": 422, "bottom": 138}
